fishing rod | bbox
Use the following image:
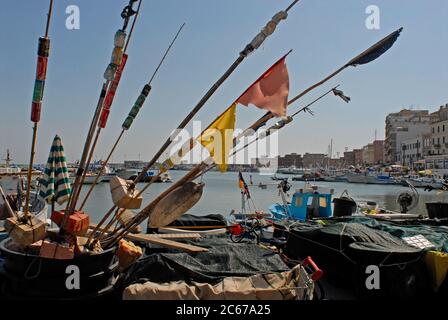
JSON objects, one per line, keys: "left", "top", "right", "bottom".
{"left": 66, "top": 0, "right": 143, "bottom": 214}
{"left": 79, "top": 23, "right": 186, "bottom": 212}
{"left": 90, "top": 1, "right": 302, "bottom": 244}
{"left": 23, "top": 0, "right": 54, "bottom": 217}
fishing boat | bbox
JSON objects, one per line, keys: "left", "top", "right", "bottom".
{"left": 346, "top": 171, "right": 400, "bottom": 185}
{"left": 0, "top": 150, "right": 42, "bottom": 189}
{"left": 271, "top": 174, "right": 287, "bottom": 181}
{"left": 69, "top": 173, "right": 100, "bottom": 185}
{"left": 116, "top": 167, "right": 141, "bottom": 180}
{"left": 401, "top": 175, "right": 444, "bottom": 189}
{"left": 0, "top": 191, "right": 49, "bottom": 229}
{"left": 269, "top": 183, "right": 334, "bottom": 221}
{"left": 120, "top": 169, "right": 173, "bottom": 183}
{"left": 278, "top": 166, "right": 303, "bottom": 175}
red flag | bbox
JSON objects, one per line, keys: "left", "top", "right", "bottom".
{"left": 237, "top": 52, "right": 290, "bottom": 117}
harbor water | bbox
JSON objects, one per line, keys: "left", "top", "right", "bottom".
{"left": 65, "top": 171, "right": 446, "bottom": 223}
{"left": 2, "top": 171, "right": 445, "bottom": 225}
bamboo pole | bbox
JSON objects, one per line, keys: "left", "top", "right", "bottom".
{"left": 79, "top": 23, "right": 185, "bottom": 211}
{"left": 91, "top": 51, "right": 293, "bottom": 242}
{"left": 67, "top": 1, "right": 144, "bottom": 213}
{"left": 198, "top": 86, "right": 341, "bottom": 178}
{"left": 103, "top": 162, "right": 209, "bottom": 248}
{"left": 129, "top": 0, "right": 301, "bottom": 186}
{"left": 75, "top": 0, "right": 144, "bottom": 195}
{"left": 238, "top": 27, "right": 404, "bottom": 136}
{"left": 90, "top": 1, "right": 302, "bottom": 243}
{"left": 0, "top": 185, "right": 16, "bottom": 218}
{"left": 24, "top": 0, "right": 54, "bottom": 217}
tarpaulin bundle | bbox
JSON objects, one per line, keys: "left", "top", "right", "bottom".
{"left": 281, "top": 219, "right": 432, "bottom": 298}
{"left": 331, "top": 216, "right": 448, "bottom": 253}
{"left": 123, "top": 263, "right": 314, "bottom": 300}
{"left": 115, "top": 236, "right": 289, "bottom": 291}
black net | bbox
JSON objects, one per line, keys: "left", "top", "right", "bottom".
{"left": 116, "top": 236, "right": 289, "bottom": 291}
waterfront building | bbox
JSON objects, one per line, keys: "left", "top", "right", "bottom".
{"left": 343, "top": 151, "right": 355, "bottom": 166}
{"left": 302, "top": 153, "right": 326, "bottom": 169}
{"left": 429, "top": 104, "right": 448, "bottom": 156}
{"left": 373, "top": 140, "right": 385, "bottom": 164}
{"left": 400, "top": 135, "right": 423, "bottom": 168}
{"left": 277, "top": 153, "right": 303, "bottom": 168}
{"left": 385, "top": 109, "right": 431, "bottom": 164}
{"left": 353, "top": 149, "right": 363, "bottom": 166}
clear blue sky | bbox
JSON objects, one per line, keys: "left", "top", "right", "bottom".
{"left": 1, "top": 0, "right": 447, "bottom": 164}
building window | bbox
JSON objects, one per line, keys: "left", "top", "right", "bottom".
{"left": 444, "top": 125, "right": 446, "bottom": 132}
{"left": 444, "top": 137, "right": 446, "bottom": 144}
{"left": 438, "top": 126, "right": 440, "bottom": 133}
{"left": 433, "top": 128, "right": 435, "bottom": 133}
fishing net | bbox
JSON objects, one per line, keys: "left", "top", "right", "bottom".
{"left": 282, "top": 219, "right": 432, "bottom": 298}
{"left": 116, "top": 236, "right": 289, "bottom": 292}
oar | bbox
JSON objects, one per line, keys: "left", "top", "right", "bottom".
{"left": 79, "top": 23, "right": 185, "bottom": 211}
{"left": 102, "top": 162, "right": 209, "bottom": 248}
{"left": 67, "top": 0, "right": 144, "bottom": 213}
{"left": 23, "top": 0, "right": 54, "bottom": 218}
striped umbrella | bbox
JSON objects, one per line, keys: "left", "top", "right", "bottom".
{"left": 39, "top": 135, "right": 71, "bottom": 205}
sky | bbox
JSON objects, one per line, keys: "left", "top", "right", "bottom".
{"left": 0, "top": 0, "right": 447, "bottom": 164}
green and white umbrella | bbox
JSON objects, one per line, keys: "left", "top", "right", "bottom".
{"left": 39, "top": 135, "right": 71, "bottom": 205}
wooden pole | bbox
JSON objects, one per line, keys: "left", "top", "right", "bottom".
{"left": 24, "top": 0, "right": 54, "bottom": 217}
{"left": 79, "top": 23, "right": 185, "bottom": 211}
{"left": 78, "top": 130, "right": 124, "bottom": 210}
{"left": 66, "top": 82, "right": 109, "bottom": 213}
{"left": 103, "top": 163, "right": 208, "bottom": 248}
{"left": 92, "top": 50, "right": 293, "bottom": 240}
{"left": 23, "top": 124, "right": 38, "bottom": 218}
{"left": 129, "top": 0, "right": 301, "bottom": 186}
{"left": 90, "top": 0, "right": 302, "bottom": 245}
{"left": 67, "top": 1, "right": 145, "bottom": 213}
{"left": 0, "top": 185, "right": 15, "bottom": 218}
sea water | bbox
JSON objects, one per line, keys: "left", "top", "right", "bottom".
{"left": 2, "top": 171, "right": 446, "bottom": 226}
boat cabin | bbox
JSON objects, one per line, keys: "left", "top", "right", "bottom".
{"left": 270, "top": 185, "right": 334, "bottom": 221}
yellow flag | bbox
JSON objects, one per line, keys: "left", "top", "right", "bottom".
{"left": 198, "top": 103, "right": 237, "bottom": 172}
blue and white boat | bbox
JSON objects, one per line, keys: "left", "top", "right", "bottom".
{"left": 269, "top": 183, "right": 334, "bottom": 221}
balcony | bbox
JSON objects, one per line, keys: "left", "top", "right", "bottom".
{"left": 434, "top": 144, "right": 442, "bottom": 149}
